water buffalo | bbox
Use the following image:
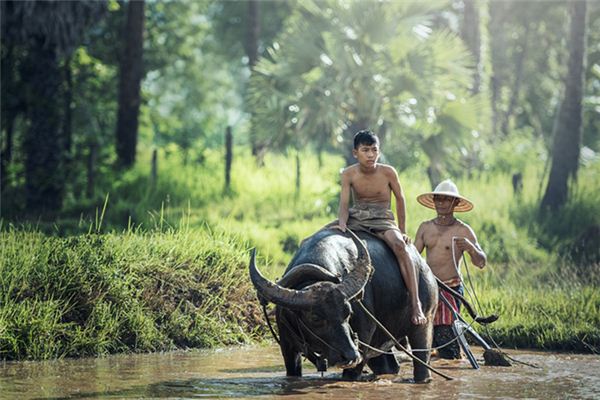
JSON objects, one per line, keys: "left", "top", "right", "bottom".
{"left": 249, "top": 228, "right": 438, "bottom": 382}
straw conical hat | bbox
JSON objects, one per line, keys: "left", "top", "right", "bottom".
{"left": 416, "top": 179, "right": 474, "bottom": 212}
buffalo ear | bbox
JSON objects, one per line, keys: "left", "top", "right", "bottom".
{"left": 277, "top": 263, "right": 341, "bottom": 289}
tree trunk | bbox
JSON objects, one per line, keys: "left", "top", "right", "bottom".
{"left": 541, "top": 0, "right": 587, "bottom": 211}
{"left": 87, "top": 142, "right": 97, "bottom": 199}
{"left": 246, "top": 0, "right": 260, "bottom": 69}
{"left": 1, "top": 115, "right": 15, "bottom": 191}
{"left": 422, "top": 135, "right": 445, "bottom": 189}
{"left": 488, "top": 0, "right": 509, "bottom": 137}
{"left": 151, "top": 147, "right": 158, "bottom": 189}
{"left": 62, "top": 55, "right": 73, "bottom": 157}
{"left": 62, "top": 55, "right": 74, "bottom": 192}
{"left": 22, "top": 37, "right": 64, "bottom": 213}
{"left": 115, "top": 0, "right": 145, "bottom": 168}
{"left": 501, "top": 24, "right": 531, "bottom": 136}
{"left": 1, "top": 42, "right": 20, "bottom": 190}
{"left": 246, "top": 0, "right": 265, "bottom": 162}
{"left": 461, "top": 0, "right": 481, "bottom": 94}
{"left": 295, "top": 149, "right": 301, "bottom": 195}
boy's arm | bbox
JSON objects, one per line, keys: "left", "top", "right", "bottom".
{"left": 337, "top": 169, "right": 351, "bottom": 231}
{"left": 387, "top": 167, "right": 407, "bottom": 233}
{"left": 455, "top": 225, "right": 487, "bottom": 268}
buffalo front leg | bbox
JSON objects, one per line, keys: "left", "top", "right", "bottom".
{"left": 407, "top": 323, "right": 433, "bottom": 383}
{"left": 278, "top": 329, "right": 302, "bottom": 376}
{"left": 283, "top": 351, "right": 302, "bottom": 376}
{"left": 341, "top": 360, "right": 366, "bottom": 381}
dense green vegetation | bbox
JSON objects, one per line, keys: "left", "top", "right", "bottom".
{"left": 1, "top": 148, "right": 598, "bottom": 359}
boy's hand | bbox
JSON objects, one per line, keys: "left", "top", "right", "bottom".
{"left": 402, "top": 233, "right": 411, "bottom": 245}
{"left": 334, "top": 223, "right": 347, "bottom": 232}
{"left": 455, "top": 237, "right": 475, "bottom": 252}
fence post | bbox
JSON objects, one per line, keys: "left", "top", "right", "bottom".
{"left": 295, "top": 149, "right": 301, "bottom": 195}
{"left": 225, "top": 126, "right": 233, "bottom": 193}
{"left": 151, "top": 148, "right": 158, "bottom": 189}
{"left": 86, "top": 142, "right": 97, "bottom": 199}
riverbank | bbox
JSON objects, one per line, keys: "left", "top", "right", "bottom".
{"left": 0, "top": 227, "right": 266, "bottom": 360}
{"left": 1, "top": 224, "right": 598, "bottom": 361}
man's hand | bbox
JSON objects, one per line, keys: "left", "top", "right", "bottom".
{"left": 454, "top": 237, "right": 475, "bottom": 252}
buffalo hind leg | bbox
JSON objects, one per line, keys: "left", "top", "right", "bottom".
{"left": 408, "top": 324, "right": 433, "bottom": 383}
{"left": 367, "top": 353, "right": 400, "bottom": 375}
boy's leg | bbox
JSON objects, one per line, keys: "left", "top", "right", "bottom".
{"left": 380, "top": 229, "right": 427, "bottom": 325}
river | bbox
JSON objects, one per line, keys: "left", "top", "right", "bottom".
{"left": 1, "top": 344, "right": 598, "bottom": 399}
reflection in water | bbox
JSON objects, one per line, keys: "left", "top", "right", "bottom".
{"left": 1, "top": 345, "right": 599, "bottom": 399}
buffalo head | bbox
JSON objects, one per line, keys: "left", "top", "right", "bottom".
{"left": 249, "top": 231, "right": 372, "bottom": 370}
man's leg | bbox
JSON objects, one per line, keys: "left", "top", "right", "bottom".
{"left": 433, "top": 325, "right": 461, "bottom": 359}
{"left": 434, "top": 285, "right": 463, "bottom": 359}
{"left": 381, "top": 230, "right": 427, "bottom": 325}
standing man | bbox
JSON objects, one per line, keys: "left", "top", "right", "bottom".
{"left": 414, "top": 179, "right": 487, "bottom": 358}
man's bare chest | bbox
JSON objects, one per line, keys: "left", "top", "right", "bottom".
{"left": 425, "top": 225, "right": 461, "bottom": 253}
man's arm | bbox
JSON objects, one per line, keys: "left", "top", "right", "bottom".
{"left": 337, "top": 169, "right": 351, "bottom": 231}
{"left": 455, "top": 225, "right": 487, "bottom": 268}
{"left": 387, "top": 167, "right": 407, "bottom": 233}
{"left": 414, "top": 223, "right": 426, "bottom": 253}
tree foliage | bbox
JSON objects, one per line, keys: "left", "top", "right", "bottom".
{"left": 248, "top": 0, "right": 482, "bottom": 186}
{"left": 1, "top": 0, "right": 107, "bottom": 214}
{"left": 1, "top": 0, "right": 598, "bottom": 220}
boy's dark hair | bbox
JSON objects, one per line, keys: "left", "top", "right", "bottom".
{"left": 353, "top": 130, "right": 379, "bottom": 149}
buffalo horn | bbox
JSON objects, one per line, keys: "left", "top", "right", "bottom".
{"left": 338, "top": 230, "right": 373, "bottom": 300}
{"left": 248, "top": 249, "right": 318, "bottom": 309}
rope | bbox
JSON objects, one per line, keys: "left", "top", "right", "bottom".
{"left": 452, "top": 240, "right": 539, "bottom": 369}
{"left": 262, "top": 304, "right": 280, "bottom": 345}
{"left": 297, "top": 316, "right": 348, "bottom": 355}
{"left": 355, "top": 299, "right": 454, "bottom": 381}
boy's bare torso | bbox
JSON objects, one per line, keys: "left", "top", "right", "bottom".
{"left": 417, "top": 219, "right": 474, "bottom": 283}
{"left": 346, "top": 164, "right": 394, "bottom": 208}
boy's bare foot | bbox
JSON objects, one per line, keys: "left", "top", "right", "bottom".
{"left": 412, "top": 302, "right": 427, "bottom": 325}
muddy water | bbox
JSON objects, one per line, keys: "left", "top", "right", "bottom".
{"left": 1, "top": 345, "right": 599, "bottom": 399}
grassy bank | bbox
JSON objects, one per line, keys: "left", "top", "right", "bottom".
{"left": 0, "top": 226, "right": 265, "bottom": 360}
{"left": 1, "top": 148, "right": 599, "bottom": 359}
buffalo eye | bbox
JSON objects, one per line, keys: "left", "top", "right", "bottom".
{"left": 308, "top": 313, "right": 327, "bottom": 328}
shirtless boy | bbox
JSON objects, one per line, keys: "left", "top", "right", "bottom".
{"left": 335, "top": 130, "right": 427, "bottom": 325}
{"left": 414, "top": 179, "right": 487, "bottom": 358}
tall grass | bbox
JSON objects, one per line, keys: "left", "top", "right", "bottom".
{"left": 0, "top": 225, "right": 265, "bottom": 360}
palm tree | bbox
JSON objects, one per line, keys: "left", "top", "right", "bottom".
{"left": 247, "top": 0, "right": 479, "bottom": 187}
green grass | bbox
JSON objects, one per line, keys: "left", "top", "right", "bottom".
{"left": 1, "top": 147, "right": 599, "bottom": 359}
{"left": 0, "top": 225, "right": 266, "bottom": 360}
